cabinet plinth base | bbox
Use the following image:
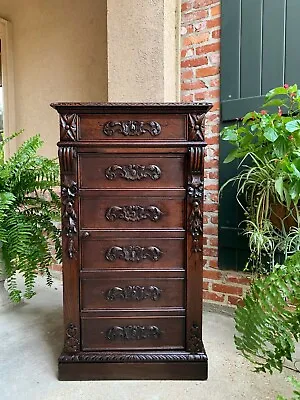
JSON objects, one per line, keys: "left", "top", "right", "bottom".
{"left": 58, "top": 350, "right": 208, "bottom": 380}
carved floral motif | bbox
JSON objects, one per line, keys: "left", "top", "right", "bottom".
{"left": 188, "top": 322, "right": 203, "bottom": 354}
{"left": 188, "top": 113, "right": 206, "bottom": 141}
{"left": 103, "top": 120, "right": 161, "bottom": 137}
{"left": 105, "top": 164, "right": 161, "bottom": 181}
{"left": 64, "top": 323, "right": 80, "bottom": 353}
{"left": 106, "top": 325, "right": 161, "bottom": 341}
{"left": 106, "top": 285, "right": 161, "bottom": 301}
{"left": 61, "top": 179, "right": 77, "bottom": 258}
{"left": 105, "top": 205, "right": 163, "bottom": 222}
{"left": 105, "top": 246, "right": 162, "bottom": 262}
{"left": 60, "top": 114, "right": 77, "bottom": 141}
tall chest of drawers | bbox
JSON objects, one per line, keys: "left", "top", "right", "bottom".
{"left": 51, "top": 102, "right": 212, "bottom": 380}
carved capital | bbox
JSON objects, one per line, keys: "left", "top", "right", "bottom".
{"left": 60, "top": 114, "right": 78, "bottom": 141}
{"left": 103, "top": 120, "right": 161, "bottom": 137}
{"left": 64, "top": 323, "right": 80, "bottom": 353}
{"left": 106, "top": 325, "right": 161, "bottom": 341}
{"left": 105, "top": 205, "right": 163, "bottom": 222}
{"left": 105, "top": 164, "right": 161, "bottom": 181}
{"left": 105, "top": 246, "right": 162, "bottom": 262}
{"left": 58, "top": 147, "right": 77, "bottom": 174}
{"left": 106, "top": 285, "right": 161, "bottom": 301}
{"left": 188, "top": 113, "right": 206, "bottom": 141}
{"left": 61, "top": 179, "right": 78, "bottom": 258}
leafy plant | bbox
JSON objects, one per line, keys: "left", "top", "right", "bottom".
{"left": 0, "top": 131, "right": 61, "bottom": 302}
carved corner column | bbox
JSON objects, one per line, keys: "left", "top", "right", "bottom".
{"left": 186, "top": 112, "right": 206, "bottom": 354}
{"left": 58, "top": 114, "right": 80, "bottom": 353}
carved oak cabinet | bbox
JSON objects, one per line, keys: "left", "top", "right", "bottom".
{"left": 51, "top": 102, "right": 212, "bottom": 380}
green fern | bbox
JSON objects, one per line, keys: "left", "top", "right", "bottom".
{"left": 234, "top": 251, "right": 300, "bottom": 375}
{"left": 0, "top": 131, "right": 61, "bottom": 302}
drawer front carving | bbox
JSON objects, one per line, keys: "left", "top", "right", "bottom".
{"left": 81, "top": 277, "right": 185, "bottom": 310}
{"left": 79, "top": 155, "right": 185, "bottom": 189}
{"left": 80, "top": 198, "right": 185, "bottom": 230}
{"left": 78, "top": 114, "right": 186, "bottom": 141}
{"left": 105, "top": 245, "right": 162, "bottom": 262}
{"left": 81, "top": 237, "right": 185, "bottom": 270}
{"left": 81, "top": 317, "right": 185, "bottom": 350}
{"left": 105, "top": 205, "right": 163, "bottom": 222}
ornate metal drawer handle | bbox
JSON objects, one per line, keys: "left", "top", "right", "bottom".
{"left": 105, "top": 205, "right": 163, "bottom": 222}
{"left": 106, "top": 325, "right": 161, "bottom": 340}
{"left": 106, "top": 285, "right": 161, "bottom": 301}
{"left": 103, "top": 120, "right": 161, "bottom": 137}
{"left": 105, "top": 164, "right": 161, "bottom": 181}
{"left": 105, "top": 246, "right": 162, "bottom": 262}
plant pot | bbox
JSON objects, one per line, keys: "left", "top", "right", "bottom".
{"left": 0, "top": 242, "right": 11, "bottom": 308}
{"left": 270, "top": 203, "right": 299, "bottom": 232}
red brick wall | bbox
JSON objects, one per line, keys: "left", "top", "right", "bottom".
{"left": 181, "top": 0, "right": 251, "bottom": 307}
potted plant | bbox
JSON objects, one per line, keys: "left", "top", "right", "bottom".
{"left": 0, "top": 131, "right": 61, "bottom": 303}
{"left": 220, "top": 83, "right": 300, "bottom": 273}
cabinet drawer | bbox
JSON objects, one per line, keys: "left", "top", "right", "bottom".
{"left": 81, "top": 316, "right": 185, "bottom": 350}
{"left": 81, "top": 236, "right": 185, "bottom": 270}
{"left": 80, "top": 197, "right": 185, "bottom": 230}
{"left": 81, "top": 276, "right": 185, "bottom": 310}
{"left": 78, "top": 114, "right": 186, "bottom": 141}
{"left": 78, "top": 154, "right": 185, "bottom": 189}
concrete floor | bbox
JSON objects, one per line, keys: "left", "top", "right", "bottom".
{"left": 0, "top": 276, "right": 297, "bottom": 400}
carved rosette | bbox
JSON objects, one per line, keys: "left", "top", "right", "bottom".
{"left": 106, "top": 285, "right": 161, "bottom": 301}
{"left": 105, "top": 164, "right": 161, "bottom": 181}
{"left": 60, "top": 114, "right": 78, "bottom": 141}
{"left": 61, "top": 179, "right": 78, "bottom": 258}
{"left": 188, "top": 322, "right": 203, "bottom": 354}
{"left": 105, "top": 246, "right": 162, "bottom": 262}
{"left": 58, "top": 147, "right": 77, "bottom": 174}
{"left": 64, "top": 323, "right": 80, "bottom": 353}
{"left": 106, "top": 325, "right": 161, "bottom": 341}
{"left": 188, "top": 147, "right": 204, "bottom": 252}
{"left": 103, "top": 120, "right": 161, "bottom": 137}
{"left": 188, "top": 113, "right": 206, "bottom": 141}
{"left": 105, "top": 205, "right": 163, "bottom": 222}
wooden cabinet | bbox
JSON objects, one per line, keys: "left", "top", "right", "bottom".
{"left": 51, "top": 102, "right": 211, "bottom": 380}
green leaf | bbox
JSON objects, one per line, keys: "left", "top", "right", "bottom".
{"left": 285, "top": 120, "right": 300, "bottom": 133}
{"left": 273, "top": 136, "right": 288, "bottom": 158}
{"left": 275, "top": 177, "right": 284, "bottom": 201}
{"left": 221, "top": 128, "right": 238, "bottom": 141}
{"left": 263, "top": 127, "right": 278, "bottom": 142}
{"left": 262, "top": 99, "right": 285, "bottom": 108}
{"left": 223, "top": 149, "right": 239, "bottom": 163}
{"left": 265, "top": 87, "right": 287, "bottom": 101}
{"left": 243, "top": 112, "right": 255, "bottom": 124}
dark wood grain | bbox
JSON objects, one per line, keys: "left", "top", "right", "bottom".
{"left": 54, "top": 102, "right": 210, "bottom": 380}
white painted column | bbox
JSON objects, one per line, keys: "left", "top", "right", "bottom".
{"left": 107, "top": 0, "right": 180, "bottom": 102}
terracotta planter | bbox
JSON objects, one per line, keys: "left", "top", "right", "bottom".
{"left": 270, "top": 203, "right": 299, "bottom": 231}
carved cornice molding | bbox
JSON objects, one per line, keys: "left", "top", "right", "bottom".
{"left": 188, "top": 322, "right": 203, "bottom": 354}
{"left": 106, "top": 285, "right": 161, "bottom": 302}
{"left": 64, "top": 323, "right": 80, "bottom": 353}
{"left": 106, "top": 325, "right": 161, "bottom": 341}
{"left": 103, "top": 120, "right": 161, "bottom": 137}
{"left": 61, "top": 179, "right": 77, "bottom": 258}
{"left": 188, "top": 113, "right": 206, "bottom": 141}
{"left": 58, "top": 147, "right": 77, "bottom": 174}
{"left": 105, "top": 164, "right": 161, "bottom": 181}
{"left": 105, "top": 246, "right": 162, "bottom": 262}
{"left": 105, "top": 205, "right": 163, "bottom": 222}
{"left": 59, "top": 352, "right": 207, "bottom": 363}
{"left": 60, "top": 114, "right": 78, "bottom": 141}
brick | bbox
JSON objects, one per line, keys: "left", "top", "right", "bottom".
{"left": 181, "top": 80, "right": 207, "bottom": 91}
{"left": 203, "top": 269, "right": 222, "bottom": 280}
{"left": 203, "top": 281, "right": 209, "bottom": 290}
{"left": 205, "top": 158, "right": 218, "bottom": 168}
{"left": 212, "top": 283, "right": 243, "bottom": 296}
{"left": 181, "top": 1, "right": 192, "bottom": 12}
{"left": 182, "top": 94, "right": 194, "bottom": 102}
{"left": 228, "top": 296, "right": 244, "bottom": 306}
{"left": 181, "top": 69, "right": 193, "bottom": 80}
{"left": 206, "top": 136, "right": 219, "bottom": 145}
{"left": 203, "top": 247, "right": 218, "bottom": 257}
{"left": 207, "top": 18, "right": 221, "bottom": 29}
{"left": 204, "top": 257, "right": 218, "bottom": 269}
{"left": 181, "top": 56, "right": 208, "bottom": 68}
{"left": 196, "top": 66, "right": 219, "bottom": 78}
{"left": 210, "top": 77, "right": 220, "bottom": 87}
{"left": 194, "top": 0, "right": 220, "bottom": 9}
{"left": 226, "top": 275, "right": 252, "bottom": 285}
{"left": 212, "top": 29, "right": 221, "bottom": 39}
{"left": 203, "top": 291, "right": 225, "bottom": 302}
{"left": 211, "top": 4, "right": 221, "bottom": 16}
{"left": 209, "top": 52, "right": 220, "bottom": 65}
{"left": 205, "top": 183, "right": 218, "bottom": 190}
{"left": 182, "top": 10, "right": 208, "bottom": 22}
{"left": 195, "top": 89, "right": 220, "bottom": 100}
{"left": 211, "top": 101, "right": 220, "bottom": 111}
{"left": 50, "top": 264, "right": 62, "bottom": 272}
{"left": 196, "top": 42, "right": 220, "bottom": 55}
{"left": 184, "top": 32, "right": 209, "bottom": 47}
{"left": 210, "top": 216, "right": 218, "bottom": 225}
{"left": 207, "top": 171, "right": 218, "bottom": 179}
{"left": 204, "top": 223, "right": 218, "bottom": 235}
{"left": 207, "top": 236, "right": 218, "bottom": 246}
{"left": 203, "top": 202, "right": 218, "bottom": 212}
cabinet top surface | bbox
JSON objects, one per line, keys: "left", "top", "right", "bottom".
{"left": 50, "top": 102, "right": 212, "bottom": 113}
